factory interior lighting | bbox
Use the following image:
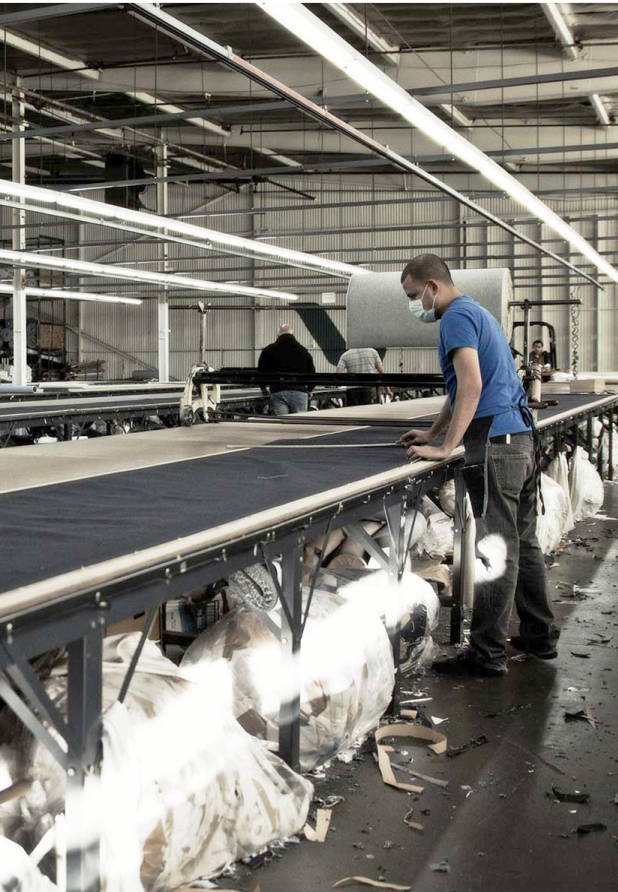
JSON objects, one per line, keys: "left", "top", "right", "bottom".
{"left": 439, "top": 104, "right": 474, "bottom": 129}
{"left": 258, "top": 2, "right": 618, "bottom": 287}
{"left": 0, "top": 248, "right": 299, "bottom": 301}
{"left": 0, "top": 284, "right": 142, "bottom": 305}
{"left": 325, "top": 2, "right": 400, "bottom": 64}
{"left": 590, "top": 93, "right": 611, "bottom": 126}
{"left": 542, "top": 2, "right": 580, "bottom": 60}
{"left": 0, "top": 180, "right": 366, "bottom": 280}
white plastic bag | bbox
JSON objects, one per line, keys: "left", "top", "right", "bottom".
{"left": 311, "top": 567, "right": 440, "bottom": 673}
{"left": 181, "top": 589, "right": 395, "bottom": 772}
{"left": 569, "top": 446, "right": 604, "bottom": 521}
{"left": 536, "top": 474, "right": 570, "bottom": 554}
{"left": 4, "top": 635, "right": 313, "bottom": 892}
{"left": 0, "top": 838, "right": 58, "bottom": 892}
{"left": 546, "top": 453, "right": 575, "bottom": 534}
{"left": 415, "top": 509, "right": 454, "bottom": 560}
{"left": 438, "top": 480, "right": 456, "bottom": 517}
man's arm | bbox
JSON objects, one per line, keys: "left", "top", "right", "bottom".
{"left": 305, "top": 348, "right": 316, "bottom": 394}
{"left": 399, "top": 396, "right": 451, "bottom": 447}
{"left": 375, "top": 360, "right": 393, "bottom": 398}
{"left": 406, "top": 347, "right": 482, "bottom": 461}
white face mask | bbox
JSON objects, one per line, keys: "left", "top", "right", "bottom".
{"left": 408, "top": 283, "right": 438, "bottom": 323}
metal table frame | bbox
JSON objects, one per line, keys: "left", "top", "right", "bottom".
{"left": 1, "top": 391, "right": 617, "bottom": 891}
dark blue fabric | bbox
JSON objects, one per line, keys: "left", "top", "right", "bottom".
{"left": 438, "top": 295, "right": 530, "bottom": 437}
{"left": 0, "top": 424, "right": 416, "bottom": 595}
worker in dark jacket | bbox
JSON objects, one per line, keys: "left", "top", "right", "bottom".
{"left": 258, "top": 324, "right": 316, "bottom": 415}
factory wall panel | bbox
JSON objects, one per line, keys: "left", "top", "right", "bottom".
{"left": 5, "top": 178, "right": 616, "bottom": 380}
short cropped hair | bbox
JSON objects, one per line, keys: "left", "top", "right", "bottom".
{"left": 401, "top": 254, "right": 454, "bottom": 285}
{"left": 532, "top": 339, "right": 543, "bottom": 346}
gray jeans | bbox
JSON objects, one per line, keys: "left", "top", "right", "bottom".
{"left": 462, "top": 432, "right": 558, "bottom": 670}
{"left": 269, "top": 390, "right": 309, "bottom": 415}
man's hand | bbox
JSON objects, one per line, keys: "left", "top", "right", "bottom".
{"left": 399, "top": 428, "right": 432, "bottom": 447}
{"left": 406, "top": 443, "right": 453, "bottom": 462}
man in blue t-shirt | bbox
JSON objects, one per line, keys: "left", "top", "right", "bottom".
{"left": 400, "top": 254, "right": 559, "bottom": 677}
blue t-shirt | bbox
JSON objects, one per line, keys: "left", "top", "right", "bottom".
{"left": 438, "top": 295, "right": 530, "bottom": 437}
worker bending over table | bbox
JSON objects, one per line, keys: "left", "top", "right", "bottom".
{"left": 400, "top": 254, "right": 559, "bottom": 677}
{"left": 258, "top": 323, "right": 316, "bottom": 415}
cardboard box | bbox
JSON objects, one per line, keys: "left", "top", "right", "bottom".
{"left": 106, "top": 610, "right": 161, "bottom": 640}
{"left": 569, "top": 378, "right": 606, "bottom": 394}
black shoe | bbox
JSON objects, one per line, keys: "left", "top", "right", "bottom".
{"left": 509, "top": 635, "right": 558, "bottom": 660}
{"left": 432, "top": 651, "right": 507, "bottom": 678}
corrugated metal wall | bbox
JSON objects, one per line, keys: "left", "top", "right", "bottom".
{"left": 459, "top": 194, "right": 618, "bottom": 373}
{"left": 2, "top": 180, "right": 617, "bottom": 379}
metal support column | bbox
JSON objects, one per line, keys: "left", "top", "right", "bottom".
{"left": 11, "top": 80, "right": 28, "bottom": 386}
{"left": 278, "top": 540, "right": 304, "bottom": 771}
{"left": 77, "top": 223, "right": 86, "bottom": 364}
{"left": 65, "top": 629, "right": 103, "bottom": 892}
{"left": 156, "top": 144, "right": 170, "bottom": 382}
{"left": 609, "top": 408, "right": 615, "bottom": 482}
{"left": 450, "top": 469, "right": 467, "bottom": 645}
{"left": 587, "top": 415, "right": 594, "bottom": 458}
{"left": 384, "top": 498, "right": 405, "bottom": 659}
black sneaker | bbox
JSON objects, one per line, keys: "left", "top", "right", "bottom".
{"left": 432, "top": 651, "right": 507, "bottom": 678}
{"left": 509, "top": 635, "right": 558, "bottom": 660}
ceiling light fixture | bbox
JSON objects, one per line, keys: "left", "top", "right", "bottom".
{"left": 124, "top": 3, "right": 599, "bottom": 287}
{"left": 542, "top": 2, "right": 580, "bottom": 61}
{"left": 0, "top": 180, "right": 365, "bottom": 279}
{"left": 326, "top": 3, "right": 400, "bottom": 65}
{"left": 0, "top": 248, "right": 298, "bottom": 301}
{"left": 439, "top": 103, "right": 473, "bottom": 129}
{"left": 258, "top": 1, "right": 618, "bottom": 286}
{"left": 0, "top": 284, "right": 142, "bottom": 305}
{"left": 590, "top": 93, "right": 611, "bottom": 126}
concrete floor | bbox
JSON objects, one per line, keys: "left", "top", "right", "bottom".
{"left": 218, "top": 484, "right": 618, "bottom": 892}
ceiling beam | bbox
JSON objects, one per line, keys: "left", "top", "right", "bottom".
{"left": 257, "top": 2, "right": 618, "bottom": 286}
{"left": 0, "top": 27, "right": 100, "bottom": 79}
{"left": 412, "top": 64, "right": 618, "bottom": 97}
{"left": 129, "top": 90, "right": 230, "bottom": 138}
{"left": 0, "top": 4, "right": 119, "bottom": 28}
{"left": 123, "top": 2, "right": 603, "bottom": 287}
{"left": 0, "top": 27, "right": 230, "bottom": 146}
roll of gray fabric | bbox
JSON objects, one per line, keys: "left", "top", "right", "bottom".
{"left": 346, "top": 267, "right": 513, "bottom": 349}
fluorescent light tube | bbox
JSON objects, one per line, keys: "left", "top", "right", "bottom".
{"left": 0, "top": 284, "right": 142, "bottom": 305}
{"left": 543, "top": 3, "right": 579, "bottom": 60}
{"left": 0, "top": 180, "right": 366, "bottom": 279}
{"left": 439, "top": 103, "right": 473, "bottom": 128}
{"left": 590, "top": 93, "right": 611, "bottom": 126}
{"left": 0, "top": 248, "right": 299, "bottom": 301}
{"left": 258, "top": 1, "right": 618, "bottom": 286}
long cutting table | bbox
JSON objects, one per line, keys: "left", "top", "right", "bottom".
{"left": 1, "top": 391, "right": 616, "bottom": 625}
{"left": 0, "top": 384, "right": 350, "bottom": 445}
{"left": 0, "top": 390, "right": 617, "bottom": 892}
